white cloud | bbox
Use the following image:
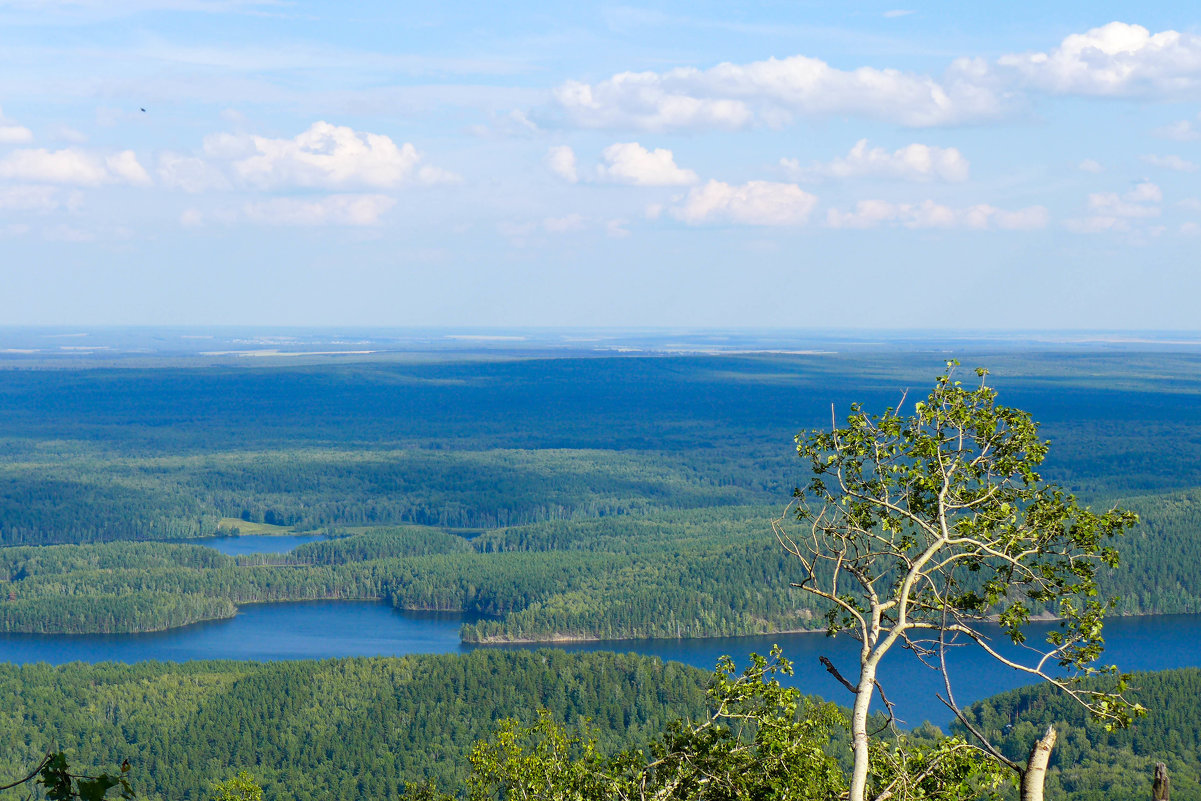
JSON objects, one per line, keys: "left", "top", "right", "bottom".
{"left": 553, "top": 54, "right": 1005, "bottom": 130}
{"left": 1087, "top": 194, "right": 1159, "bottom": 218}
{"left": 1126, "top": 181, "right": 1163, "bottom": 203}
{"left": 997, "top": 22, "right": 1201, "bottom": 97}
{"left": 545, "top": 145, "right": 578, "bottom": 183}
{"left": 826, "top": 199, "right": 1048, "bottom": 230}
{"left": 0, "top": 124, "right": 33, "bottom": 144}
{"left": 1064, "top": 215, "right": 1129, "bottom": 234}
{"left": 670, "top": 180, "right": 817, "bottom": 226}
{"left": 242, "top": 194, "right": 396, "bottom": 226}
{"left": 883, "top": 9, "right": 915, "bottom": 18}
{"left": 47, "top": 125, "right": 88, "bottom": 144}
{"left": 0, "top": 106, "right": 33, "bottom": 144}
{"left": 605, "top": 218, "right": 631, "bottom": 238}
{"left": 0, "top": 147, "right": 150, "bottom": 186}
{"left": 549, "top": 23, "right": 1201, "bottom": 134}
{"left": 157, "top": 152, "right": 232, "bottom": 192}
{"left": 1066, "top": 181, "right": 1163, "bottom": 233}
{"left": 1154, "top": 119, "right": 1200, "bottom": 141}
{"left": 216, "top": 121, "right": 455, "bottom": 190}
{"left": 0, "top": 185, "right": 63, "bottom": 212}
{"left": 179, "top": 208, "right": 205, "bottom": 227}
{"left": 596, "top": 142, "right": 698, "bottom": 186}
{"left": 105, "top": 150, "right": 152, "bottom": 186}
{"left": 1178, "top": 197, "right": 1201, "bottom": 212}
{"left": 782, "top": 139, "right": 969, "bottom": 182}
{"left": 1140, "top": 154, "right": 1198, "bottom": 172}
{"left": 1078, "top": 159, "right": 1104, "bottom": 173}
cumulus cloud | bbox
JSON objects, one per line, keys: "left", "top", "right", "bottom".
{"left": 670, "top": 180, "right": 817, "bottom": 226}
{"left": 242, "top": 194, "right": 396, "bottom": 226}
{"left": 548, "top": 23, "right": 1201, "bottom": 133}
{"left": 0, "top": 185, "right": 66, "bottom": 212}
{"left": 157, "top": 152, "right": 232, "bottom": 192}
{"left": 997, "top": 22, "right": 1201, "bottom": 97}
{"left": 0, "top": 125, "right": 33, "bottom": 144}
{"left": 0, "top": 106, "right": 33, "bottom": 144}
{"left": 782, "top": 139, "right": 970, "bottom": 182}
{"left": 1140, "top": 154, "right": 1198, "bottom": 172}
{"left": 0, "top": 148, "right": 150, "bottom": 186}
{"left": 1064, "top": 216, "right": 1131, "bottom": 234}
{"left": 105, "top": 151, "right": 152, "bottom": 185}
{"left": 1078, "top": 159, "right": 1104, "bottom": 173}
{"left": 1154, "top": 117, "right": 1200, "bottom": 141}
{"left": 211, "top": 121, "right": 456, "bottom": 190}
{"left": 825, "top": 199, "right": 1048, "bottom": 230}
{"left": 1065, "top": 181, "right": 1162, "bottom": 233}
{"left": 545, "top": 145, "right": 578, "bottom": 183}
{"left": 553, "top": 54, "right": 1005, "bottom": 130}
{"left": 596, "top": 142, "right": 698, "bottom": 186}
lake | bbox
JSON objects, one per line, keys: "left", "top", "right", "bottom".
{"left": 2, "top": 600, "right": 1198, "bottom": 728}
{"left": 177, "top": 534, "right": 327, "bottom": 556}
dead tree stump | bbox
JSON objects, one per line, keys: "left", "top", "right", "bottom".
{"left": 1153, "top": 762, "right": 1170, "bottom": 801}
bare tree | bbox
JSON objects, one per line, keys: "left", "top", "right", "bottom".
{"left": 773, "top": 363, "right": 1144, "bottom": 801}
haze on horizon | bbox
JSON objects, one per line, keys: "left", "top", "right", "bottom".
{"left": 2, "top": 1, "right": 1200, "bottom": 329}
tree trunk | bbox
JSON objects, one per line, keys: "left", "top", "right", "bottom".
{"left": 1153, "top": 762, "right": 1170, "bottom": 801}
{"left": 848, "top": 660, "right": 878, "bottom": 801}
{"left": 1020, "top": 726, "right": 1056, "bottom": 801}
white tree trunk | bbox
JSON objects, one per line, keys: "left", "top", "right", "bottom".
{"left": 848, "top": 660, "right": 878, "bottom": 801}
{"left": 1020, "top": 726, "right": 1057, "bottom": 801}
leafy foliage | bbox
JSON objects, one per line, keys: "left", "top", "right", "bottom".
{"left": 460, "top": 648, "right": 1005, "bottom": 801}
{"left": 782, "top": 363, "right": 1144, "bottom": 800}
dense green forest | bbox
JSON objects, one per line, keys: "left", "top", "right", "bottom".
{"left": 958, "top": 667, "right": 1201, "bottom": 800}
{"left": 1, "top": 654, "right": 1195, "bottom": 801}
{"left": 2, "top": 493, "right": 1200, "bottom": 638}
{"left": 3, "top": 353, "right": 1201, "bottom": 544}
{"left": 0, "top": 652, "right": 711, "bottom": 801}
{"left": 1, "top": 351, "right": 1200, "bottom": 637}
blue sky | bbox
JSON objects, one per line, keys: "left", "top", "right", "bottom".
{"left": 1, "top": 1, "right": 1200, "bottom": 328}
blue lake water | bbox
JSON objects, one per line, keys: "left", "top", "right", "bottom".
{"left": 2, "top": 600, "right": 1198, "bottom": 728}
{"left": 180, "top": 534, "right": 327, "bottom": 556}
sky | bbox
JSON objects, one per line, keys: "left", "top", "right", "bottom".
{"left": 1, "top": 1, "right": 1200, "bottom": 329}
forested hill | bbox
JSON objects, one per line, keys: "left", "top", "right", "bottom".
{"left": 2, "top": 499, "right": 1200, "bottom": 639}
{"left": 2, "top": 654, "right": 1197, "bottom": 801}
{"left": 957, "top": 667, "right": 1201, "bottom": 800}
{"left": 0, "top": 652, "right": 711, "bottom": 801}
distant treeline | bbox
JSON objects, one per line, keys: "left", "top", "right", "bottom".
{"left": 0, "top": 448, "right": 788, "bottom": 546}
{"left": 3, "top": 354, "right": 1201, "bottom": 548}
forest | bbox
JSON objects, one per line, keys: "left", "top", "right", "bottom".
{"left": 2, "top": 350, "right": 1201, "bottom": 800}
{"left": 2, "top": 494, "right": 1200, "bottom": 638}
{"left": 2, "top": 352, "right": 1201, "bottom": 639}
{"left": 0, "top": 654, "right": 1196, "bottom": 801}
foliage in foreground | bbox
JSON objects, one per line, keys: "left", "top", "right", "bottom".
{"left": 0, "top": 752, "right": 132, "bottom": 801}
{"left": 781, "top": 364, "right": 1141, "bottom": 801}
{"left": 425, "top": 647, "right": 1004, "bottom": 801}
